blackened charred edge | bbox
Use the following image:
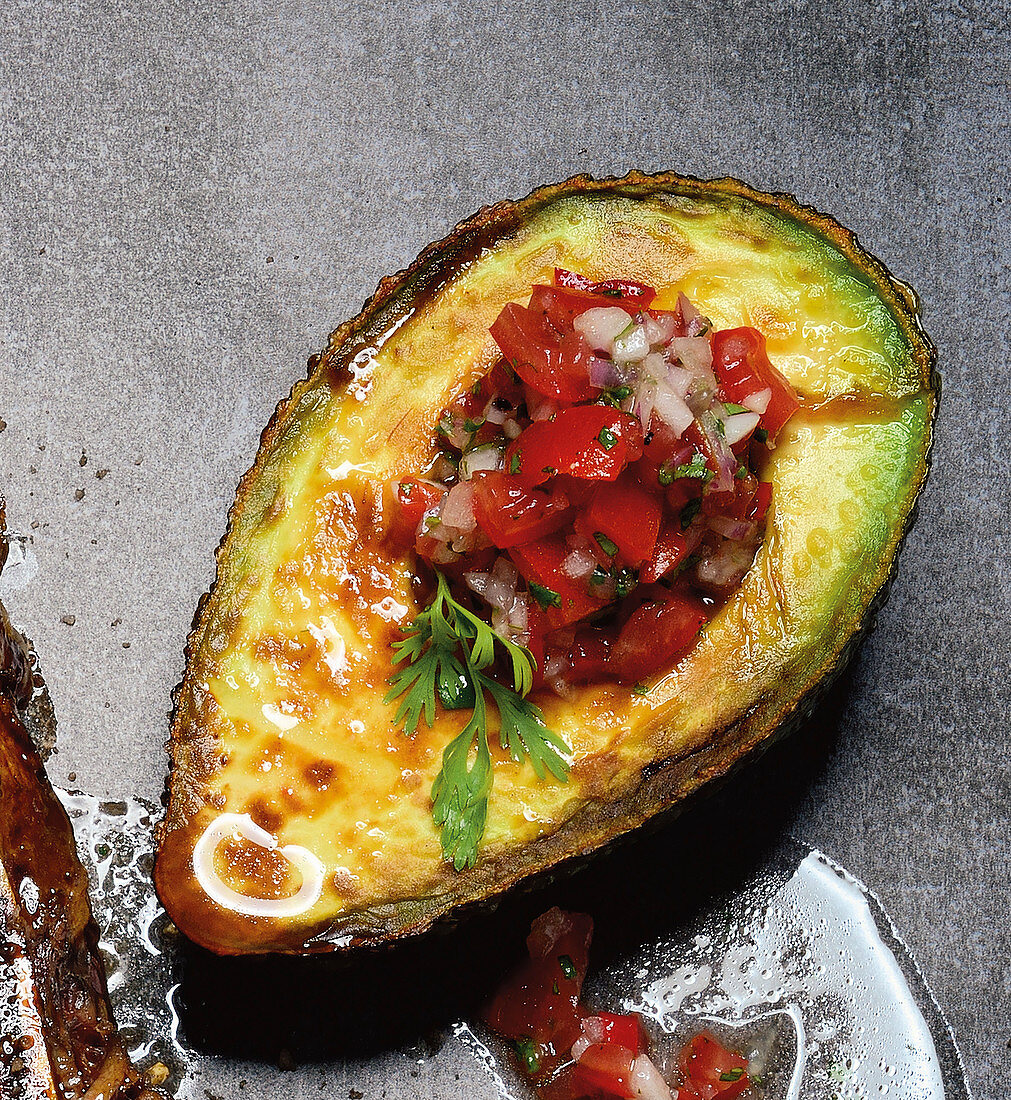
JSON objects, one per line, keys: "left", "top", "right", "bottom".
{"left": 159, "top": 170, "right": 939, "bottom": 945}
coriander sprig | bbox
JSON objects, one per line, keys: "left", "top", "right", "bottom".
{"left": 385, "top": 571, "right": 570, "bottom": 870}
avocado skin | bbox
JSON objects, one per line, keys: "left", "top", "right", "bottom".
{"left": 156, "top": 171, "right": 937, "bottom": 955}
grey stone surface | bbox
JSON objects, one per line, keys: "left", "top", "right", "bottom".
{"left": 1, "top": 0, "right": 1008, "bottom": 1096}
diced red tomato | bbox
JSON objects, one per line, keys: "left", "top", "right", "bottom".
{"left": 490, "top": 302, "right": 596, "bottom": 403}
{"left": 554, "top": 268, "right": 657, "bottom": 310}
{"left": 570, "top": 1042, "right": 637, "bottom": 1099}
{"left": 576, "top": 475, "right": 662, "bottom": 568}
{"left": 509, "top": 536, "right": 607, "bottom": 629}
{"left": 632, "top": 416, "right": 694, "bottom": 488}
{"left": 584, "top": 1012, "right": 650, "bottom": 1056}
{"left": 611, "top": 584, "right": 711, "bottom": 682}
{"left": 641, "top": 521, "right": 695, "bottom": 583}
{"left": 562, "top": 628, "right": 614, "bottom": 684}
{"left": 389, "top": 477, "right": 443, "bottom": 550}
{"left": 505, "top": 407, "right": 643, "bottom": 487}
{"left": 471, "top": 471, "right": 572, "bottom": 549}
{"left": 483, "top": 908, "right": 593, "bottom": 1073}
{"left": 746, "top": 481, "right": 773, "bottom": 523}
{"left": 678, "top": 1032, "right": 750, "bottom": 1100}
{"left": 712, "top": 327, "right": 800, "bottom": 438}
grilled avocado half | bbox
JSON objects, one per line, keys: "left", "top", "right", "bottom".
{"left": 155, "top": 172, "right": 937, "bottom": 955}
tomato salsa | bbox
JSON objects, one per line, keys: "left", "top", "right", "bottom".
{"left": 483, "top": 908, "right": 755, "bottom": 1100}
{"left": 391, "top": 270, "right": 799, "bottom": 690}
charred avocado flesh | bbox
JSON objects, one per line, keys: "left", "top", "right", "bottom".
{"left": 155, "top": 173, "right": 936, "bottom": 955}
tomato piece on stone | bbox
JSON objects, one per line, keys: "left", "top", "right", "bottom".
{"left": 482, "top": 908, "right": 593, "bottom": 1074}
{"left": 678, "top": 1031, "right": 751, "bottom": 1100}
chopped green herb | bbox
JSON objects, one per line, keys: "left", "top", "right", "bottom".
{"left": 632, "top": 683, "right": 650, "bottom": 696}
{"left": 754, "top": 427, "right": 769, "bottom": 443}
{"left": 714, "top": 417, "right": 726, "bottom": 436}
{"left": 680, "top": 499, "right": 702, "bottom": 529}
{"left": 552, "top": 979, "right": 560, "bottom": 995}
{"left": 509, "top": 452, "right": 522, "bottom": 475}
{"left": 614, "top": 567, "right": 638, "bottom": 598}
{"left": 594, "top": 532, "right": 619, "bottom": 557}
{"left": 671, "top": 452, "right": 712, "bottom": 481}
{"left": 720, "top": 1068, "right": 745, "bottom": 1082}
{"left": 734, "top": 465, "right": 748, "bottom": 479}
{"left": 541, "top": 465, "right": 558, "bottom": 476}
{"left": 598, "top": 384, "right": 633, "bottom": 408}
{"left": 658, "top": 466, "right": 674, "bottom": 486}
{"left": 558, "top": 954, "right": 576, "bottom": 979}
{"left": 599, "top": 286, "right": 622, "bottom": 298}
{"left": 424, "top": 515, "right": 442, "bottom": 529}
{"left": 386, "top": 572, "right": 570, "bottom": 870}
{"left": 529, "top": 582, "right": 562, "bottom": 610}
{"left": 590, "top": 566, "right": 609, "bottom": 586}
{"left": 723, "top": 402, "right": 749, "bottom": 415}
{"left": 597, "top": 426, "right": 618, "bottom": 451}
{"left": 463, "top": 416, "right": 485, "bottom": 433}
{"left": 514, "top": 1038, "right": 541, "bottom": 1076}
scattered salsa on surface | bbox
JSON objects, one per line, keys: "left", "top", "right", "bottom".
{"left": 483, "top": 908, "right": 756, "bottom": 1100}
{"left": 391, "top": 269, "right": 799, "bottom": 692}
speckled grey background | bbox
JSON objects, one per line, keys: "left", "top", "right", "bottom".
{"left": 1, "top": 0, "right": 1008, "bottom": 1096}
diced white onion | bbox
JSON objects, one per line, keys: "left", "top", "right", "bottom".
{"left": 613, "top": 323, "right": 651, "bottom": 365}
{"left": 573, "top": 306, "right": 633, "bottom": 353}
{"left": 192, "top": 813, "right": 325, "bottom": 918}
{"left": 484, "top": 403, "right": 508, "bottom": 425}
{"left": 459, "top": 442, "right": 503, "bottom": 481}
{"left": 634, "top": 379, "right": 657, "bottom": 430}
{"left": 696, "top": 539, "right": 757, "bottom": 588}
{"left": 669, "top": 335, "right": 713, "bottom": 376}
{"left": 640, "top": 351, "right": 668, "bottom": 383}
{"left": 708, "top": 515, "right": 757, "bottom": 541}
{"left": 464, "top": 571, "right": 490, "bottom": 597}
{"left": 630, "top": 1054, "right": 673, "bottom": 1100}
{"left": 742, "top": 387, "right": 772, "bottom": 414}
{"left": 442, "top": 482, "right": 476, "bottom": 529}
{"left": 653, "top": 382, "right": 694, "bottom": 436}
{"left": 562, "top": 549, "right": 597, "bottom": 580}
{"left": 722, "top": 411, "right": 761, "bottom": 446}
{"left": 643, "top": 311, "right": 676, "bottom": 347}
{"left": 580, "top": 1017, "right": 608, "bottom": 1044}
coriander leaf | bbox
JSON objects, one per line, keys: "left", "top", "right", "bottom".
{"left": 431, "top": 701, "right": 491, "bottom": 870}
{"left": 723, "top": 403, "right": 749, "bottom": 415}
{"left": 529, "top": 581, "right": 562, "bottom": 610}
{"left": 594, "top": 531, "right": 618, "bottom": 557}
{"left": 671, "top": 451, "right": 711, "bottom": 480}
{"left": 597, "top": 426, "right": 618, "bottom": 451}
{"left": 482, "top": 675, "right": 570, "bottom": 782}
{"left": 387, "top": 568, "right": 568, "bottom": 869}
